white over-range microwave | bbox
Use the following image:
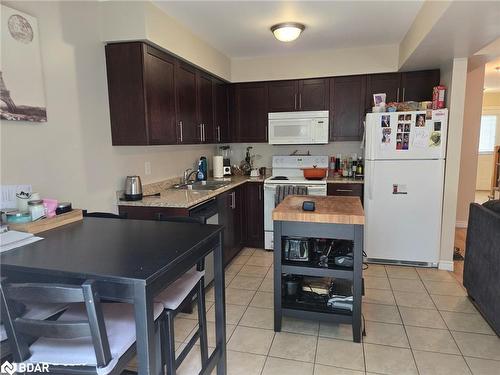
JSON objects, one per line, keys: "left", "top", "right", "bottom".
{"left": 268, "top": 110, "right": 329, "bottom": 145}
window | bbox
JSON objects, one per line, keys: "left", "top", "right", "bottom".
{"left": 478, "top": 115, "right": 497, "bottom": 153}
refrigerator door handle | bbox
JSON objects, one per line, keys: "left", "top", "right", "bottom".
{"left": 368, "top": 161, "right": 375, "bottom": 200}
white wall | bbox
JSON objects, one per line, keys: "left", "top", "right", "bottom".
{"left": 439, "top": 57, "right": 468, "bottom": 270}
{"left": 231, "top": 44, "right": 399, "bottom": 82}
{"left": 100, "top": 1, "right": 231, "bottom": 81}
{"left": 229, "top": 142, "right": 362, "bottom": 169}
{"left": 476, "top": 154, "right": 494, "bottom": 190}
{"left": 0, "top": 1, "right": 217, "bottom": 213}
{"left": 455, "top": 64, "right": 485, "bottom": 224}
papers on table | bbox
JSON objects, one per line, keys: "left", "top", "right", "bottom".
{"left": 0, "top": 230, "right": 43, "bottom": 253}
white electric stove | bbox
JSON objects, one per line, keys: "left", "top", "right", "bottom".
{"left": 263, "top": 155, "right": 328, "bottom": 250}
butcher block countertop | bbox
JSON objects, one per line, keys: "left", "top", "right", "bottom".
{"left": 272, "top": 195, "right": 364, "bottom": 225}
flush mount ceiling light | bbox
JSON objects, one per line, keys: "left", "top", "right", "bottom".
{"left": 271, "top": 22, "right": 305, "bottom": 42}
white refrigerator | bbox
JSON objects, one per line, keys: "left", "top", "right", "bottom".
{"left": 364, "top": 109, "right": 448, "bottom": 266}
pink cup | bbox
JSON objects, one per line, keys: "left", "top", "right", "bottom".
{"left": 43, "top": 199, "right": 58, "bottom": 218}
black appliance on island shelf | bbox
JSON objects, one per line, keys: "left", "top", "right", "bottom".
{"left": 282, "top": 237, "right": 354, "bottom": 268}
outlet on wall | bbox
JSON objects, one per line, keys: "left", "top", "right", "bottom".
{"left": 145, "top": 161, "right": 151, "bottom": 175}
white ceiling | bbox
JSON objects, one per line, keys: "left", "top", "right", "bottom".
{"left": 484, "top": 57, "right": 500, "bottom": 93}
{"left": 154, "top": 1, "right": 424, "bottom": 59}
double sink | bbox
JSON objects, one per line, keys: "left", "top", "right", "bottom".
{"left": 171, "top": 180, "right": 231, "bottom": 191}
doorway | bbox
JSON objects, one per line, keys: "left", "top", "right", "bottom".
{"left": 476, "top": 59, "right": 500, "bottom": 203}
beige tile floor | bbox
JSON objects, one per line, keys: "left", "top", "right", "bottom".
{"left": 135, "top": 248, "right": 500, "bottom": 375}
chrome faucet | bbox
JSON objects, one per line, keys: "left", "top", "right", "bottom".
{"left": 183, "top": 168, "right": 198, "bottom": 184}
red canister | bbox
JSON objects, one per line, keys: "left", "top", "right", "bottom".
{"left": 432, "top": 86, "right": 446, "bottom": 109}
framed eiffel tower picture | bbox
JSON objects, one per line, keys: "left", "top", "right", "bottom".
{"left": 1, "top": 5, "right": 47, "bottom": 122}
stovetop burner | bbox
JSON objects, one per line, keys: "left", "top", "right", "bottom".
{"left": 271, "top": 176, "right": 289, "bottom": 180}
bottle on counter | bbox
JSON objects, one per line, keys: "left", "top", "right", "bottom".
{"left": 329, "top": 156, "right": 336, "bottom": 177}
{"left": 356, "top": 157, "right": 364, "bottom": 176}
{"left": 197, "top": 157, "right": 208, "bottom": 181}
{"left": 336, "top": 154, "right": 342, "bottom": 175}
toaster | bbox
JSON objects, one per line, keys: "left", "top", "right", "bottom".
{"left": 283, "top": 237, "right": 310, "bottom": 262}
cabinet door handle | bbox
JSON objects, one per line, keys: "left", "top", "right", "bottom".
{"left": 402, "top": 87, "right": 405, "bottom": 102}
{"left": 299, "top": 93, "right": 302, "bottom": 109}
{"left": 336, "top": 189, "right": 354, "bottom": 192}
{"left": 202, "top": 124, "right": 205, "bottom": 142}
{"left": 294, "top": 93, "right": 297, "bottom": 110}
{"left": 258, "top": 186, "right": 262, "bottom": 201}
{"left": 199, "top": 123, "right": 203, "bottom": 142}
{"left": 217, "top": 126, "right": 221, "bottom": 142}
{"left": 232, "top": 192, "right": 236, "bottom": 209}
{"left": 397, "top": 88, "right": 400, "bottom": 102}
{"left": 179, "top": 121, "right": 183, "bottom": 143}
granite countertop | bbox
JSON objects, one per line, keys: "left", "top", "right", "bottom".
{"left": 117, "top": 175, "right": 266, "bottom": 209}
{"left": 272, "top": 195, "right": 364, "bottom": 225}
{"left": 327, "top": 176, "right": 364, "bottom": 184}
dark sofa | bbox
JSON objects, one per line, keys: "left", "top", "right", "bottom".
{"left": 463, "top": 200, "right": 500, "bottom": 336}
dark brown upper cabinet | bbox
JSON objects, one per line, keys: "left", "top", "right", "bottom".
{"left": 268, "top": 78, "right": 329, "bottom": 112}
{"left": 268, "top": 80, "right": 298, "bottom": 112}
{"left": 365, "top": 73, "right": 401, "bottom": 111}
{"left": 106, "top": 43, "right": 177, "bottom": 145}
{"left": 329, "top": 75, "right": 367, "bottom": 142}
{"left": 298, "top": 79, "right": 329, "bottom": 111}
{"left": 214, "top": 80, "right": 230, "bottom": 143}
{"left": 400, "top": 70, "right": 440, "bottom": 102}
{"left": 233, "top": 82, "right": 268, "bottom": 143}
{"left": 144, "top": 49, "right": 177, "bottom": 145}
{"left": 175, "top": 62, "right": 199, "bottom": 144}
{"left": 106, "top": 42, "right": 439, "bottom": 146}
{"left": 196, "top": 71, "right": 214, "bottom": 143}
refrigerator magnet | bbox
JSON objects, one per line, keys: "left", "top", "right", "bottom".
{"left": 413, "top": 128, "right": 429, "bottom": 148}
{"left": 415, "top": 114, "right": 425, "bottom": 127}
{"left": 426, "top": 110, "right": 433, "bottom": 120}
{"left": 381, "top": 114, "right": 390, "bottom": 128}
{"left": 398, "top": 114, "right": 404, "bottom": 121}
{"left": 405, "top": 114, "right": 412, "bottom": 121}
{"left": 429, "top": 131, "right": 441, "bottom": 147}
{"left": 380, "top": 128, "right": 392, "bottom": 150}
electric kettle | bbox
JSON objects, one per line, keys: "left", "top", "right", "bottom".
{"left": 124, "top": 176, "right": 143, "bottom": 201}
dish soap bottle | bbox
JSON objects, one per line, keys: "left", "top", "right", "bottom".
{"left": 197, "top": 157, "right": 207, "bottom": 181}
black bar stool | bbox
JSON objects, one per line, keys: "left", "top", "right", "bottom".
{"left": 155, "top": 215, "right": 209, "bottom": 375}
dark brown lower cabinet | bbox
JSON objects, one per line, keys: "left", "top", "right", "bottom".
{"left": 243, "top": 182, "right": 264, "bottom": 248}
{"left": 119, "top": 181, "right": 265, "bottom": 264}
{"left": 327, "top": 183, "right": 364, "bottom": 205}
{"left": 218, "top": 186, "right": 243, "bottom": 265}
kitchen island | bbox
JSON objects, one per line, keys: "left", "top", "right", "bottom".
{"left": 272, "top": 195, "right": 364, "bottom": 342}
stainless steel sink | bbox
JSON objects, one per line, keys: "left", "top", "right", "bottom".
{"left": 171, "top": 180, "right": 231, "bottom": 191}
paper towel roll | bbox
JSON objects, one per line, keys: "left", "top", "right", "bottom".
{"left": 213, "top": 156, "right": 224, "bottom": 178}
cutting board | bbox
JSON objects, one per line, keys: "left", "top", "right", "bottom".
{"left": 9, "top": 209, "right": 83, "bottom": 234}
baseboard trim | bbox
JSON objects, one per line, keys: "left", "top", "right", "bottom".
{"left": 439, "top": 260, "right": 454, "bottom": 271}
{"left": 456, "top": 221, "right": 468, "bottom": 228}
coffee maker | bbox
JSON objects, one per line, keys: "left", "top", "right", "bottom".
{"left": 220, "top": 145, "right": 232, "bottom": 176}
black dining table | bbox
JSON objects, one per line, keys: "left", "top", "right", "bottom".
{"left": 0, "top": 217, "right": 226, "bottom": 375}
